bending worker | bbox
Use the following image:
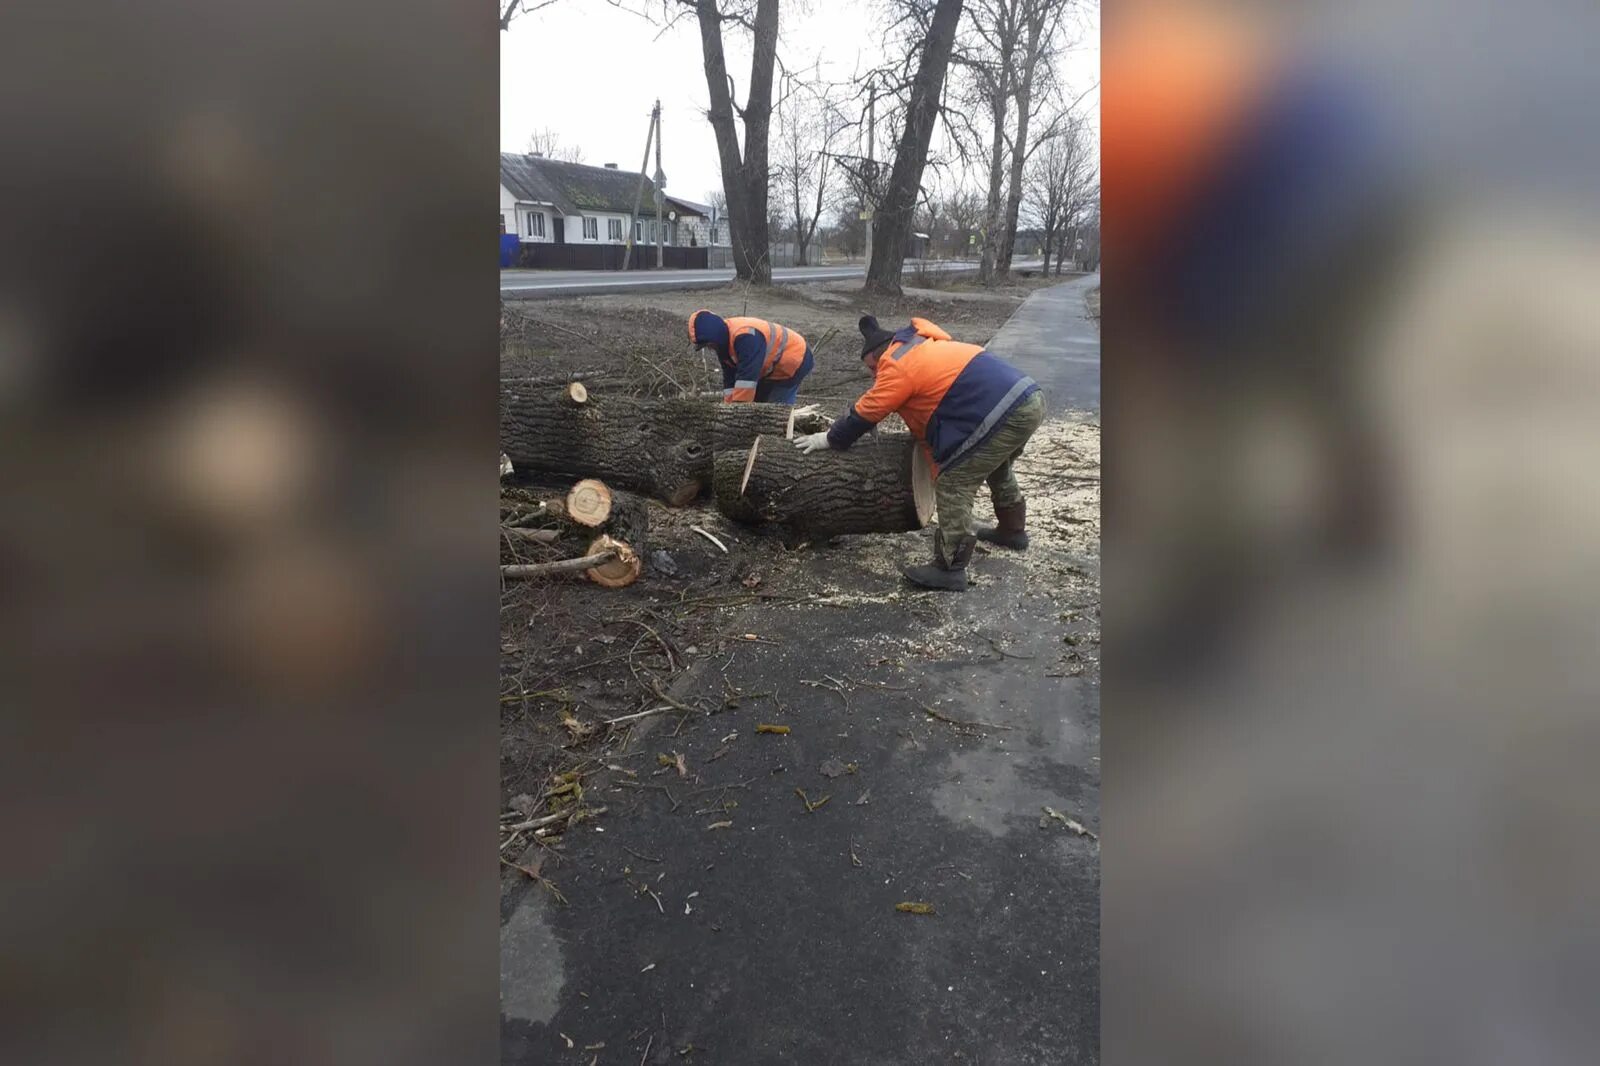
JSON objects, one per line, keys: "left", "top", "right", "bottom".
{"left": 688, "top": 310, "right": 813, "bottom": 403}
{"left": 794, "top": 315, "right": 1043, "bottom": 591}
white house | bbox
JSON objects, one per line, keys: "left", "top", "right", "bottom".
{"left": 499, "top": 153, "right": 708, "bottom": 247}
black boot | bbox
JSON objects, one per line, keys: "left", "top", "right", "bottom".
{"left": 901, "top": 531, "right": 975, "bottom": 592}
{"left": 975, "top": 501, "right": 1029, "bottom": 550}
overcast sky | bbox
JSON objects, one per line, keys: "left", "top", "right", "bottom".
{"left": 500, "top": 0, "right": 1098, "bottom": 209}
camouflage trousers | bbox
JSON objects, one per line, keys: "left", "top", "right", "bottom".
{"left": 934, "top": 391, "right": 1046, "bottom": 539}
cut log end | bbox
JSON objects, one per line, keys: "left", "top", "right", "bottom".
{"left": 911, "top": 445, "right": 935, "bottom": 528}
{"left": 567, "top": 382, "right": 589, "bottom": 404}
{"left": 739, "top": 437, "right": 761, "bottom": 496}
{"left": 565, "top": 478, "right": 613, "bottom": 527}
{"left": 586, "top": 535, "right": 640, "bottom": 588}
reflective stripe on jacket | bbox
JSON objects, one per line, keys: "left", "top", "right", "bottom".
{"left": 827, "top": 317, "right": 1039, "bottom": 471}
{"left": 721, "top": 317, "right": 809, "bottom": 402}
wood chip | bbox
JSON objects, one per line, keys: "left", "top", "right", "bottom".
{"left": 756, "top": 724, "right": 790, "bottom": 735}
{"left": 895, "top": 902, "right": 936, "bottom": 915}
{"left": 706, "top": 820, "right": 733, "bottom": 830}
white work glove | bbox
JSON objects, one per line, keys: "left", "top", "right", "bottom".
{"left": 793, "top": 431, "right": 831, "bottom": 454}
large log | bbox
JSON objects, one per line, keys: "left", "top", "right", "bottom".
{"left": 711, "top": 403, "right": 831, "bottom": 453}
{"left": 500, "top": 384, "right": 713, "bottom": 505}
{"left": 713, "top": 433, "right": 935, "bottom": 537}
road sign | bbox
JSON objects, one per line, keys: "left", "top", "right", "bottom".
{"left": 858, "top": 210, "right": 873, "bottom": 221}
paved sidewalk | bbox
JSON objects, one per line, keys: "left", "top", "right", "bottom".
{"left": 986, "top": 273, "right": 1100, "bottom": 412}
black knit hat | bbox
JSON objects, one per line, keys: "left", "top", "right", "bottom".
{"left": 859, "top": 315, "right": 895, "bottom": 359}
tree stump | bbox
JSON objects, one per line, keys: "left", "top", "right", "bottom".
{"left": 713, "top": 433, "right": 935, "bottom": 537}
{"left": 500, "top": 383, "right": 713, "bottom": 505}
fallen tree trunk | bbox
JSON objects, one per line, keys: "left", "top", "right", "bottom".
{"left": 500, "top": 384, "right": 713, "bottom": 505}
{"left": 711, "top": 403, "right": 831, "bottom": 453}
{"left": 713, "top": 433, "right": 935, "bottom": 537}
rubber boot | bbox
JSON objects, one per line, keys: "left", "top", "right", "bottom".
{"left": 975, "top": 501, "right": 1029, "bottom": 550}
{"left": 901, "top": 532, "right": 975, "bottom": 592}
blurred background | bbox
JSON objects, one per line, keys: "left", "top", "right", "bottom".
{"left": 0, "top": 2, "right": 498, "bottom": 1063}
{"left": 1104, "top": 0, "right": 1600, "bottom": 1062}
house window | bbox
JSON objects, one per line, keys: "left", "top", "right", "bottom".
{"left": 607, "top": 218, "right": 623, "bottom": 241}
{"left": 634, "top": 219, "right": 643, "bottom": 242}
{"left": 526, "top": 212, "right": 544, "bottom": 238}
{"left": 582, "top": 217, "right": 598, "bottom": 241}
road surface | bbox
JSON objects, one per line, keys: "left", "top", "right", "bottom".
{"left": 501, "top": 259, "right": 1044, "bottom": 299}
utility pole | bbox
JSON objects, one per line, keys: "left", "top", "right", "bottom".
{"left": 653, "top": 98, "right": 665, "bottom": 269}
{"left": 622, "top": 101, "right": 659, "bottom": 273}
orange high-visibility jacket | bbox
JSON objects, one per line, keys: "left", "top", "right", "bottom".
{"left": 688, "top": 311, "right": 809, "bottom": 402}
{"left": 826, "top": 318, "right": 1038, "bottom": 472}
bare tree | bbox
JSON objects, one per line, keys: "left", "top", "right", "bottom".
{"left": 693, "top": 0, "right": 781, "bottom": 284}
{"left": 1023, "top": 111, "right": 1095, "bottom": 276}
{"left": 499, "top": 0, "right": 562, "bottom": 31}
{"left": 865, "top": 0, "right": 965, "bottom": 295}
{"left": 996, "top": 0, "right": 1077, "bottom": 274}
{"left": 960, "top": 0, "right": 1025, "bottom": 284}
{"left": 942, "top": 188, "right": 984, "bottom": 257}
{"left": 523, "top": 127, "right": 584, "bottom": 163}
{"left": 774, "top": 81, "right": 845, "bottom": 267}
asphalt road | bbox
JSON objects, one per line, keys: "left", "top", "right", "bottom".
{"left": 501, "top": 278, "right": 1101, "bottom": 1064}
{"left": 500, "top": 259, "right": 1045, "bottom": 299}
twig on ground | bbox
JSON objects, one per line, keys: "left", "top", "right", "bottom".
{"left": 622, "top": 845, "right": 662, "bottom": 864}
{"left": 919, "top": 703, "right": 1014, "bottom": 733}
{"left": 499, "top": 805, "right": 608, "bottom": 834}
{"left": 604, "top": 705, "right": 674, "bottom": 728}
{"left": 689, "top": 526, "right": 729, "bottom": 553}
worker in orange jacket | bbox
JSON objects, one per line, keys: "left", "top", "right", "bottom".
{"left": 794, "top": 315, "right": 1045, "bottom": 591}
{"left": 687, "top": 310, "right": 813, "bottom": 403}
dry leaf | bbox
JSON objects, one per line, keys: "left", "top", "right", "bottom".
{"left": 895, "top": 902, "right": 936, "bottom": 915}
{"left": 674, "top": 752, "right": 688, "bottom": 777}
{"left": 756, "top": 723, "right": 790, "bottom": 735}
{"left": 657, "top": 753, "right": 675, "bottom": 768}
{"left": 560, "top": 1033, "right": 574, "bottom": 1049}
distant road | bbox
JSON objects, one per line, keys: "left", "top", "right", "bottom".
{"left": 500, "top": 259, "right": 1044, "bottom": 299}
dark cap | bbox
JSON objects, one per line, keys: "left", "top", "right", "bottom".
{"left": 859, "top": 315, "right": 895, "bottom": 359}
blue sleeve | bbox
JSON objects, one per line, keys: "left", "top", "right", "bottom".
{"left": 721, "top": 360, "right": 736, "bottom": 391}
{"left": 732, "top": 333, "right": 767, "bottom": 390}
{"left": 826, "top": 406, "right": 875, "bottom": 450}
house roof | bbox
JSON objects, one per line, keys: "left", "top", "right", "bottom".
{"left": 499, "top": 153, "right": 572, "bottom": 212}
{"left": 664, "top": 195, "right": 710, "bottom": 219}
{"left": 501, "top": 152, "right": 681, "bottom": 216}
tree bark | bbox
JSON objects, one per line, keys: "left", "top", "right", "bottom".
{"left": 695, "top": 0, "right": 779, "bottom": 285}
{"left": 713, "top": 433, "right": 935, "bottom": 537}
{"left": 500, "top": 384, "right": 713, "bottom": 505}
{"left": 711, "top": 402, "right": 831, "bottom": 453}
{"left": 997, "top": 3, "right": 1050, "bottom": 275}
{"left": 865, "top": 0, "right": 965, "bottom": 297}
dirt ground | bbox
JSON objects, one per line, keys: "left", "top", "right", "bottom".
{"left": 499, "top": 276, "right": 1100, "bottom": 825}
